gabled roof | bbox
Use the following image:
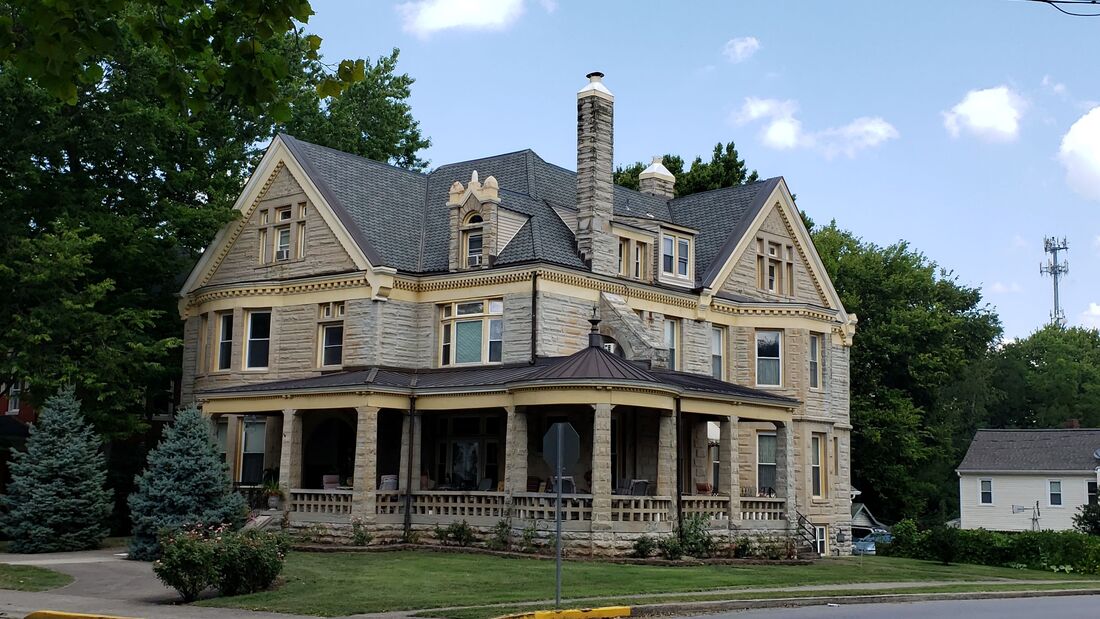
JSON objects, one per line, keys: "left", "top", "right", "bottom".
{"left": 957, "top": 429, "right": 1100, "bottom": 472}
{"left": 278, "top": 134, "right": 778, "bottom": 281}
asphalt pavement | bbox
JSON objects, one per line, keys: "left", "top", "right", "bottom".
{"left": 678, "top": 594, "right": 1100, "bottom": 619}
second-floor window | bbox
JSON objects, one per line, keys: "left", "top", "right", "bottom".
{"left": 811, "top": 433, "right": 826, "bottom": 498}
{"left": 809, "top": 333, "right": 823, "bottom": 389}
{"left": 1049, "top": 480, "right": 1063, "bottom": 506}
{"left": 440, "top": 299, "right": 503, "bottom": 366}
{"left": 245, "top": 310, "right": 271, "bottom": 369}
{"left": 664, "top": 318, "right": 680, "bottom": 370}
{"left": 711, "top": 326, "right": 725, "bottom": 380}
{"left": 661, "top": 232, "right": 692, "bottom": 280}
{"left": 756, "top": 330, "right": 782, "bottom": 387}
{"left": 318, "top": 302, "right": 345, "bottom": 367}
{"left": 980, "top": 479, "right": 993, "bottom": 504}
{"left": 217, "top": 313, "right": 233, "bottom": 370}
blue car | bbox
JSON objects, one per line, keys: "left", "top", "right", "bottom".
{"left": 852, "top": 531, "right": 893, "bottom": 555}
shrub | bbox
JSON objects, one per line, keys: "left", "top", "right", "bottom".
{"left": 631, "top": 535, "right": 657, "bottom": 558}
{"left": 1074, "top": 503, "right": 1100, "bottom": 536}
{"left": 678, "top": 514, "right": 717, "bottom": 558}
{"left": 0, "top": 387, "right": 111, "bottom": 553}
{"left": 520, "top": 523, "right": 540, "bottom": 553}
{"left": 153, "top": 527, "right": 220, "bottom": 602}
{"left": 658, "top": 536, "right": 682, "bottom": 560}
{"left": 731, "top": 535, "right": 755, "bottom": 558}
{"left": 129, "top": 405, "right": 247, "bottom": 560}
{"left": 216, "top": 529, "right": 289, "bottom": 596}
{"left": 436, "top": 520, "right": 475, "bottom": 546}
{"left": 351, "top": 518, "right": 373, "bottom": 546}
{"left": 928, "top": 525, "right": 959, "bottom": 565}
{"left": 487, "top": 519, "right": 511, "bottom": 551}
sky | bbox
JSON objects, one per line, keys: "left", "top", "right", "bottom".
{"left": 305, "top": 0, "right": 1100, "bottom": 340}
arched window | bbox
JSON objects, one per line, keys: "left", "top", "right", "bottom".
{"left": 463, "top": 212, "right": 484, "bottom": 267}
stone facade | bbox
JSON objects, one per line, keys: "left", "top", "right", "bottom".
{"left": 575, "top": 74, "right": 617, "bottom": 276}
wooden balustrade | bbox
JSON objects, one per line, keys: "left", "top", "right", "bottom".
{"left": 611, "top": 495, "right": 673, "bottom": 531}
{"left": 680, "top": 495, "right": 731, "bottom": 522}
{"left": 739, "top": 497, "right": 787, "bottom": 521}
{"left": 511, "top": 492, "right": 593, "bottom": 530}
{"left": 288, "top": 489, "right": 353, "bottom": 523}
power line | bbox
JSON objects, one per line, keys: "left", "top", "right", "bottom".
{"left": 1026, "top": 0, "right": 1100, "bottom": 17}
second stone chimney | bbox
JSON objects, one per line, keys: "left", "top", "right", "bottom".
{"left": 576, "top": 72, "right": 617, "bottom": 276}
{"left": 639, "top": 156, "right": 676, "bottom": 198}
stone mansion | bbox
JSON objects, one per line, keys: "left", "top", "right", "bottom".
{"left": 178, "top": 72, "right": 857, "bottom": 555}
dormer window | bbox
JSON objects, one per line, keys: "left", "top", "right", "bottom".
{"left": 463, "top": 213, "right": 484, "bottom": 268}
{"left": 659, "top": 230, "right": 693, "bottom": 284}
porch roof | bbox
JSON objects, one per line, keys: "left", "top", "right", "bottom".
{"left": 199, "top": 346, "right": 798, "bottom": 409}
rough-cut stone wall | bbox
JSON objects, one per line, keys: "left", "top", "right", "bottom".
{"left": 206, "top": 165, "right": 357, "bottom": 287}
{"left": 575, "top": 82, "right": 616, "bottom": 276}
{"left": 537, "top": 291, "right": 592, "bottom": 357}
{"left": 503, "top": 292, "right": 533, "bottom": 363}
{"left": 720, "top": 206, "right": 825, "bottom": 307}
{"left": 181, "top": 315, "right": 201, "bottom": 402}
{"left": 681, "top": 319, "right": 713, "bottom": 376}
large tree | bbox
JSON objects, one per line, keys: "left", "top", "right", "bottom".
{"left": 614, "top": 141, "right": 759, "bottom": 197}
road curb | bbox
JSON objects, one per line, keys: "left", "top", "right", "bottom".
{"left": 494, "top": 606, "right": 632, "bottom": 619}
{"left": 24, "top": 612, "right": 139, "bottom": 619}
{"left": 629, "top": 587, "right": 1100, "bottom": 615}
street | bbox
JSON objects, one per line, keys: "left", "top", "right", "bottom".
{"left": 679, "top": 594, "right": 1100, "bottom": 619}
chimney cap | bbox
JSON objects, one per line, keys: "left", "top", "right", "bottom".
{"left": 578, "top": 71, "right": 613, "bottom": 101}
{"left": 639, "top": 155, "right": 675, "bottom": 182}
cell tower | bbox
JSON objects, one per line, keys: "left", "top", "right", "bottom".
{"left": 1040, "top": 237, "right": 1069, "bottom": 326}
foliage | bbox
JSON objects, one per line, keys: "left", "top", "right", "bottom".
{"left": 443, "top": 520, "right": 476, "bottom": 547}
{"left": 1074, "top": 503, "right": 1100, "bottom": 536}
{"left": 731, "top": 535, "right": 755, "bottom": 558}
{"left": 262, "top": 479, "right": 285, "bottom": 500}
{"left": 487, "top": 519, "right": 511, "bottom": 551}
{"left": 677, "top": 514, "right": 718, "bottom": 558}
{"left": 631, "top": 535, "right": 657, "bottom": 558}
{"left": 128, "top": 405, "right": 246, "bottom": 560}
{"left": 0, "top": 387, "right": 111, "bottom": 552}
{"left": 519, "top": 523, "right": 540, "bottom": 553}
{"left": 657, "top": 536, "right": 683, "bottom": 560}
{"left": 613, "top": 141, "right": 759, "bottom": 197}
{"left": 351, "top": 518, "right": 373, "bottom": 546}
{"left": 154, "top": 524, "right": 288, "bottom": 601}
{"left": 0, "top": 0, "right": 363, "bottom": 109}
{"left": 883, "top": 520, "right": 1100, "bottom": 574}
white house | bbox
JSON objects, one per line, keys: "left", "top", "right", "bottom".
{"left": 957, "top": 429, "right": 1100, "bottom": 531}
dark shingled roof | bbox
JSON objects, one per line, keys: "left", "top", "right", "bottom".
{"left": 957, "top": 429, "right": 1100, "bottom": 472}
{"left": 202, "top": 341, "right": 797, "bottom": 407}
{"left": 279, "top": 134, "right": 778, "bottom": 282}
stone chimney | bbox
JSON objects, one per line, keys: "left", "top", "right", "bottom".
{"left": 576, "top": 72, "right": 617, "bottom": 276}
{"left": 638, "top": 156, "right": 676, "bottom": 198}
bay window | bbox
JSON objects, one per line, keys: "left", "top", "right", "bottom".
{"left": 216, "top": 312, "right": 233, "bottom": 370}
{"left": 440, "top": 299, "right": 503, "bottom": 366}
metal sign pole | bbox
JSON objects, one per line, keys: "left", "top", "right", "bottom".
{"left": 555, "top": 424, "right": 563, "bottom": 609}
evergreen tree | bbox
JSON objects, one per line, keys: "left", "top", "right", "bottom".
{"left": 0, "top": 386, "right": 110, "bottom": 552}
{"left": 128, "top": 405, "right": 246, "bottom": 560}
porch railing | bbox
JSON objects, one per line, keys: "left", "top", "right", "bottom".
{"left": 374, "top": 490, "right": 508, "bottom": 525}
{"left": 739, "top": 497, "right": 786, "bottom": 521}
{"left": 611, "top": 495, "right": 673, "bottom": 531}
{"left": 681, "top": 495, "right": 731, "bottom": 522}
{"left": 288, "top": 489, "right": 353, "bottom": 523}
{"left": 511, "top": 492, "right": 593, "bottom": 528}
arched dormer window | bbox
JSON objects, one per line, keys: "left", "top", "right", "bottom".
{"left": 463, "top": 213, "right": 484, "bottom": 268}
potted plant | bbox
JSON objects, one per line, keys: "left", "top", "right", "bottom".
{"left": 262, "top": 479, "right": 285, "bottom": 510}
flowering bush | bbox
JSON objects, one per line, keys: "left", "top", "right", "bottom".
{"left": 153, "top": 524, "right": 289, "bottom": 601}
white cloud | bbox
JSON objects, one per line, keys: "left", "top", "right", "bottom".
{"left": 537, "top": 0, "right": 557, "bottom": 12}
{"left": 989, "top": 281, "right": 1023, "bottom": 294}
{"left": 397, "top": 0, "right": 526, "bottom": 38}
{"left": 1058, "top": 106, "right": 1100, "bottom": 202}
{"left": 733, "top": 98, "right": 898, "bottom": 158}
{"left": 1042, "top": 75, "right": 1067, "bottom": 97}
{"left": 723, "top": 37, "right": 761, "bottom": 63}
{"left": 1082, "top": 303, "right": 1100, "bottom": 329}
{"left": 942, "top": 86, "right": 1027, "bottom": 142}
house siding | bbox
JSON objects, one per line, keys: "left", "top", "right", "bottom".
{"left": 959, "top": 473, "right": 1096, "bottom": 531}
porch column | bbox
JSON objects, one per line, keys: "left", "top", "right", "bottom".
{"left": 775, "top": 421, "right": 797, "bottom": 521}
{"left": 225, "top": 415, "right": 242, "bottom": 483}
{"left": 691, "top": 419, "right": 710, "bottom": 490}
{"left": 398, "top": 411, "right": 422, "bottom": 491}
{"left": 353, "top": 406, "right": 380, "bottom": 520}
{"left": 504, "top": 406, "right": 528, "bottom": 495}
{"left": 591, "top": 403, "right": 613, "bottom": 528}
{"left": 719, "top": 417, "right": 740, "bottom": 521}
{"left": 278, "top": 408, "right": 302, "bottom": 492}
{"left": 656, "top": 411, "right": 677, "bottom": 497}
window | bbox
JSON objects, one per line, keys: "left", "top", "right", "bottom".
{"left": 439, "top": 299, "right": 503, "bottom": 366}
{"left": 1088, "top": 481, "right": 1098, "bottom": 506}
{"left": 757, "top": 432, "right": 777, "bottom": 494}
{"left": 660, "top": 231, "right": 693, "bottom": 281}
{"left": 757, "top": 238, "right": 795, "bottom": 295}
{"left": 1049, "top": 480, "right": 1063, "bottom": 506}
{"left": 617, "top": 238, "right": 629, "bottom": 276}
{"left": 5, "top": 381, "right": 21, "bottom": 415}
{"left": 321, "top": 324, "right": 344, "bottom": 366}
{"left": 197, "top": 314, "right": 209, "bottom": 373}
{"left": 240, "top": 417, "right": 266, "bottom": 485}
{"left": 979, "top": 478, "right": 993, "bottom": 504}
{"left": 274, "top": 225, "right": 291, "bottom": 260}
{"left": 462, "top": 213, "right": 484, "bottom": 268}
{"left": 257, "top": 202, "right": 307, "bottom": 264}
{"left": 217, "top": 313, "right": 233, "bottom": 370}
{"left": 833, "top": 436, "right": 840, "bottom": 477}
{"left": 811, "top": 433, "right": 825, "bottom": 498}
{"left": 814, "top": 525, "right": 828, "bottom": 555}
{"left": 809, "top": 333, "right": 823, "bottom": 389}
{"left": 665, "top": 319, "right": 680, "bottom": 370}
{"left": 633, "top": 242, "right": 647, "bottom": 279}
{"left": 214, "top": 418, "right": 229, "bottom": 464}
{"left": 711, "top": 326, "right": 725, "bottom": 380}
{"left": 245, "top": 310, "right": 271, "bottom": 369}
{"left": 276, "top": 206, "right": 292, "bottom": 221}
{"left": 756, "top": 330, "right": 782, "bottom": 387}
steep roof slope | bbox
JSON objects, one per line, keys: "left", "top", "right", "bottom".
{"left": 957, "top": 429, "right": 1100, "bottom": 472}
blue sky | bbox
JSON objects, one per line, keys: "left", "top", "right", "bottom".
{"left": 307, "top": 0, "right": 1100, "bottom": 339}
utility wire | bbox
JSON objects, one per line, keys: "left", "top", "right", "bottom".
{"left": 1026, "top": 0, "right": 1100, "bottom": 17}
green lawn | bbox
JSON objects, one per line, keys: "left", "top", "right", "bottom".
{"left": 0, "top": 563, "right": 74, "bottom": 591}
{"left": 197, "top": 550, "right": 1096, "bottom": 617}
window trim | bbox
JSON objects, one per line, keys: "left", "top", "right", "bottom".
{"left": 319, "top": 322, "right": 344, "bottom": 368}
{"left": 811, "top": 433, "right": 826, "bottom": 499}
{"left": 244, "top": 310, "right": 272, "bottom": 370}
{"left": 710, "top": 325, "right": 726, "bottom": 380}
{"left": 659, "top": 230, "right": 694, "bottom": 284}
{"left": 756, "top": 431, "right": 777, "bottom": 494}
{"left": 1087, "top": 480, "right": 1098, "bottom": 506}
{"left": 664, "top": 318, "right": 680, "bottom": 370}
{"left": 216, "top": 312, "right": 234, "bottom": 371}
{"left": 5, "top": 381, "right": 22, "bottom": 415}
{"left": 809, "top": 332, "right": 823, "bottom": 390}
{"left": 461, "top": 212, "right": 485, "bottom": 268}
{"left": 257, "top": 202, "right": 307, "bottom": 264}
{"left": 755, "top": 329, "right": 783, "bottom": 388}
{"left": 979, "top": 478, "right": 994, "bottom": 505}
{"left": 439, "top": 299, "right": 504, "bottom": 367}
{"left": 1048, "top": 479, "right": 1063, "bottom": 507}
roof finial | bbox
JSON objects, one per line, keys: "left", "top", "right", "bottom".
{"left": 588, "top": 307, "right": 603, "bottom": 348}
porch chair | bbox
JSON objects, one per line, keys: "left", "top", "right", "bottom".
{"left": 696, "top": 482, "right": 713, "bottom": 495}
{"left": 629, "top": 479, "right": 650, "bottom": 496}
{"left": 478, "top": 478, "right": 493, "bottom": 491}
{"left": 322, "top": 475, "right": 340, "bottom": 490}
{"left": 378, "top": 474, "right": 399, "bottom": 491}
{"left": 550, "top": 476, "right": 575, "bottom": 494}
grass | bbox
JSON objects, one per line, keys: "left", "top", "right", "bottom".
{"left": 0, "top": 563, "right": 74, "bottom": 591}
{"left": 196, "top": 550, "right": 1097, "bottom": 617}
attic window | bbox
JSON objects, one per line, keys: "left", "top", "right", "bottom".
{"left": 660, "top": 231, "right": 693, "bottom": 284}
{"left": 756, "top": 238, "right": 795, "bottom": 295}
{"left": 462, "top": 213, "right": 485, "bottom": 268}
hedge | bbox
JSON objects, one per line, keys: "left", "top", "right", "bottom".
{"left": 881, "top": 518, "right": 1100, "bottom": 574}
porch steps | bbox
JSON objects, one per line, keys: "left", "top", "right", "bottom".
{"left": 244, "top": 511, "right": 281, "bottom": 531}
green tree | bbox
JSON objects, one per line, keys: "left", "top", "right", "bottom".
{"left": 1074, "top": 502, "right": 1100, "bottom": 536}
{"left": 0, "top": 387, "right": 111, "bottom": 552}
{"left": 614, "top": 141, "right": 758, "bottom": 197}
{"left": 128, "top": 405, "right": 246, "bottom": 560}
{"left": 811, "top": 222, "right": 1001, "bottom": 523}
